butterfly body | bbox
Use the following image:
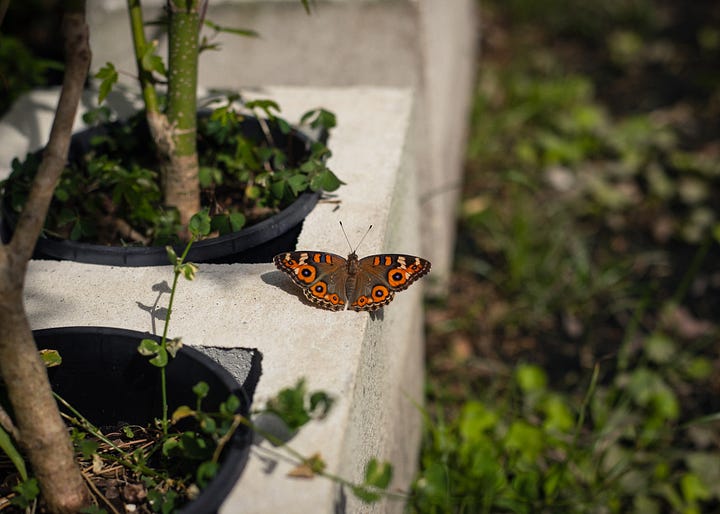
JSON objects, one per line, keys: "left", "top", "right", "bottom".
{"left": 274, "top": 250, "right": 431, "bottom": 311}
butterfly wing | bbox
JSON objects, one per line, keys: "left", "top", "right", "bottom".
{"left": 349, "top": 254, "right": 432, "bottom": 311}
{"left": 274, "top": 251, "right": 349, "bottom": 311}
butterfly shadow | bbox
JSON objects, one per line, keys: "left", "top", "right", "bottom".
{"left": 261, "top": 270, "right": 320, "bottom": 310}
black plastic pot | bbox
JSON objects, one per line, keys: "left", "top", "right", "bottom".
{"left": 32, "top": 326, "right": 258, "bottom": 514}
{"left": 0, "top": 115, "right": 322, "bottom": 266}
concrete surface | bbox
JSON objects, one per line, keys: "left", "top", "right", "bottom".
{"left": 1, "top": 86, "right": 425, "bottom": 513}
{"left": 85, "top": 0, "right": 478, "bottom": 292}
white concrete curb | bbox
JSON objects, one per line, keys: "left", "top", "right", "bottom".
{"left": 2, "top": 86, "right": 425, "bottom": 513}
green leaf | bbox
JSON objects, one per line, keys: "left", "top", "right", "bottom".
{"left": 684, "top": 357, "right": 713, "bottom": 380}
{"left": 309, "top": 391, "right": 334, "bottom": 419}
{"left": 54, "top": 187, "right": 69, "bottom": 202}
{"left": 199, "top": 166, "right": 223, "bottom": 187}
{"left": 287, "top": 173, "right": 309, "bottom": 195}
{"left": 228, "top": 212, "right": 246, "bottom": 231}
{"left": 245, "top": 184, "right": 261, "bottom": 200}
{"left": 149, "top": 346, "right": 169, "bottom": 367}
{"left": 365, "top": 458, "right": 393, "bottom": 490}
{"left": 352, "top": 485, "right": 382, "bottom": 503}
{"left": 179, "top": 431, "right": 212, "bottom": 460}
{"left": 300, "top": 108, "right": 337, "bottom": 130}
{"left": 197, "top": 461, "right": 219, "bottom": 488}
{"left": 39, "top": 348, "right": 62, "bottom": 368}
{"left": 94, "top": 62, "right": 118, "bottom": 104}
{"left": 193, "top": 381, "right": 210, "bottom": 400}
{"left": 681, "top": 472, "right": 711, "bottom": 503}
{"left": 644, "top": 333, "right": 676, "bottom": 364}
{"left": 504, "top": 420, "right": 545, "bottom": 461}
{"left": 171, "top": 405, "right": 195, "bottom": 423}
{"left": 459, "top": 401, "right": 499, "bottom": 441}
{"left": 70, "top": 221, "right": 83, "bottom": 241}
{"left": 200, "top": 414, "right": 217, "bottom": 434}
{"left": 270, "top": 179, "right": 288, "bottom": 200}
{"left": 541, "top": 394, "right": 575, "bottom": 433}
{"left": 137, "top": 338, "right": 160, "bottom": 356}
{"left": 310, "top": 167, "right": 343, "bottom": 192}
{"left": 189, "top": 209, "right": 212, "bottom": 238}
{"left": 78, "top": 439, "right": 99, "bottom": 459}
{"left": 10, "top": 478, "right": 40, "bottom": 509}
{"left": 162, "top": 436, "right": 180, "bottom": 456}
{"left": 166, "top": 246, "right": 178, "bottom": 264}
{"left": 139, "top": 40, "right": 166, "bottom": 76}
{"left": 264, "top": 379, "right": 310, "bottom": 430}
{"left": 245, "top": 98, "right": 281, "bottom": 118}
{"left": 221, "top": 394, "right": 241, "bottom": 415}
{"left": 515, "top": 364, "right": 548, "bottom": 393}
{"left": 211, "top": 212, "right": 246, "bottom": 236}
{"left": 180, "top": 262, "right": 199, "bottom": 281}
{"left": 276, "top": 117, "right": 292, "bottom": 134}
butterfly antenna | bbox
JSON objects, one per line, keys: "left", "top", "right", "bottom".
{"left": 339, "top": 221, "right": 353, "bottom": 252}
{"left": 339, "top": 221, "right": 373, "bottom": 252}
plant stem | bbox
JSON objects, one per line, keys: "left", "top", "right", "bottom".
{"left": 159, "top": 237, "right": 196, "bottom": 434}
{"left": 54, "top": 393, "right": 125, "bottom": 455}
{"left": 126, "top": 0, "right": 160, "bottom": 115}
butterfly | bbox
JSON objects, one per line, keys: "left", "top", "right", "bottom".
{"left": 273, "top": 225, "right": 431, "bottom": 312}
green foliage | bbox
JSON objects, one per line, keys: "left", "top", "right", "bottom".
{"left": 0, "top": 101, "right": 341, "bottom": 247}
{"left": 352, "top": 458, "right": 394, "bottom": 503}
{"left": 94, "top": 63, "right": 119, "bottom": 104}
{"left": 251, "top": 383, "right": 393, "bottom": 504}
{"left": 10, "top": 477, "right": 39, "bottom": 509}
{"left": 262, "top": 378, "right": 334, "bottom": 432}
{"left": 301, "top": 108, "right": 337, "bottom": 131}
{"left": 412, "top": 349, "right": 719, "bottom": 513}
{"left": 419, "top": 1, "right": 720, "bottom": 513}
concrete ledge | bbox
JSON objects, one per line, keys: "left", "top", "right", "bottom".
{"left": 2, "top": 86, "right": 424, "bottom": 513}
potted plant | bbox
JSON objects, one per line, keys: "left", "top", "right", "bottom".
{"left": 0, "top": 0, "right": 342, "bottom": 266}
{"left": 2, "top": 216, "right": 260, "bottom": 513}
{"left": 0, "top": 4, "right": 251, "bottom": 513}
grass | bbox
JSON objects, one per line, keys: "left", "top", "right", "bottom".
{"left": 413, "top": 1, "right": 720, "bottom": 512}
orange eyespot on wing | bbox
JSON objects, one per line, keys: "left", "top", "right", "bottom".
{"left": 303, "top": 286, "right": 346, "bottom": 311}
{"left": 294, "top": 264, "right": 317, "bottom": 284}
{"left": 350, "top": 286, "right": 395, "bottom": 312}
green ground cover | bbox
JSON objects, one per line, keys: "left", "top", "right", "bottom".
{"left": 413, "top": 1, "right": 720, "bottom": 513}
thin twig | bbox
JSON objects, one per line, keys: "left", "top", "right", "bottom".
{"left": 81, "top": 469, "right": 122, "bottom": 514}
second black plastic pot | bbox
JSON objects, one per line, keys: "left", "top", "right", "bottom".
{"left": 32, "top": 326, "right": 258, "bottom": 514}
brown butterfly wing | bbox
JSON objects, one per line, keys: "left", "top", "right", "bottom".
{"left": 348, "top": 254, "right": 431, "bottom": 312}
{"left": 274, "top": 251, "right": 350, "bottom": 311}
